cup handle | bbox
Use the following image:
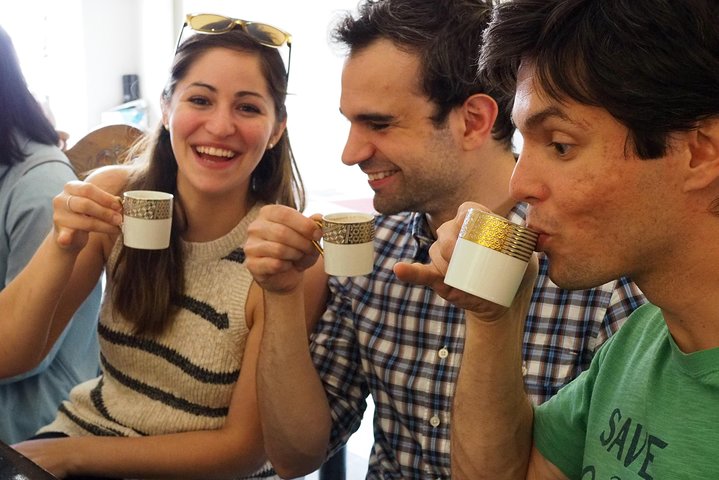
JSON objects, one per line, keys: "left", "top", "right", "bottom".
{"left": 312, "top": 219, "right": 324, "bottom": 256}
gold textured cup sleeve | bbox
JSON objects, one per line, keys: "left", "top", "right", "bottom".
{"left": 459, "top": 209, "right": 538, "bottom": 261}
{"left": 322, "top": 217, "right": 375, "bottom": 245}
{"left": 123, "top": 197, "right": 173, "bottom": 220}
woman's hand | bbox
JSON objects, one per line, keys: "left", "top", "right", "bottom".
{"left": 13, "top": 438, "right": 78, "bottom": 479}
{"left": 245, "top": 204, "right": 323, "bottom": 294}
{"left": 53, "top": 180, "right": 123, "bottom": 251}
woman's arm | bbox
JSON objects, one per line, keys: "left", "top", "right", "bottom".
{"left": 13, "top": 309, "right": 270, "bottom": 479}
{"left": 0, "top": 167, "right": 125, "bottom": 376}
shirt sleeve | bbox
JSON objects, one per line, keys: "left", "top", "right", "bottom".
{"left": 310, "top": 276, "right": 369, "bottom": 457}
{"left": 533, "top": 336, "right": 609, "bottom": 479}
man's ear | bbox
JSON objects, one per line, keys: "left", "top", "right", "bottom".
{"left": 459, "top": 93, "right": 498, "bottom": 150}
{"left": 683, "top": 118, "right": 719, "bottom": 192}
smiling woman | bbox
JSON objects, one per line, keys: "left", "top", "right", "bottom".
{"left": 3, "top": 18, "right": 329, "bottom": 480}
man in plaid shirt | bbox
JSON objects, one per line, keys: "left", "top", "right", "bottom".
{"left": 244, "top": 0, "right": 645, "bottom": 478}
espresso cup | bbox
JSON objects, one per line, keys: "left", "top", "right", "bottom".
{"left": 122, "top": 190, "right": 173, "bottom": 250}
{"left": 319, "top": 212, "right": 375, "bottom": 277}
{"left": 444, "top": 208, "right": 538, "bottom": 307}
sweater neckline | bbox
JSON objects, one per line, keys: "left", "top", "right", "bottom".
{"left": 180, "top": 204, "right": 261, "bottom": 262}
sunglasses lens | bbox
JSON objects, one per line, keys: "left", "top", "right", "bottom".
{"left": 245, "top": 23, "right": 288, "bottom": 47}
{"left": 188, "top": 14, "right": 235, "bottom": 33}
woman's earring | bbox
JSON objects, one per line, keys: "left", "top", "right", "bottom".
{"left": 268, "top": 143, "right": 274, "bottom": 150}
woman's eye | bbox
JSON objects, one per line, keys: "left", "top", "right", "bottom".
{"left": 189, "top": 96, "right": 210, "bottom": 106}
{"left": 237, "top": 104, "right": 261, "bottom": 114}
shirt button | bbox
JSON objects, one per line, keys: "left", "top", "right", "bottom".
{"left": 429, "top": 415, "right": 441, "bottom": 427}
{"left": 437, "top": 347, "right": 449, "bottom": 359}
{"left": 521, "top": 362, "right": 528, "bottom": 376}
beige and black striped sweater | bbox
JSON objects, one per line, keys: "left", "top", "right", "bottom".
{"left": 40, "top": 204, "right": 277, "bottom": 479}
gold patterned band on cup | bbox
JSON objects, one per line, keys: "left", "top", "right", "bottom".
{"left": 322, "top": 218, "right": 375, "bottom": 245}
{"left": 123, "top": 197, "right": 173, "bottom": 220}
{"left": 459, "top": 209, "right": 538, "bottom": 262}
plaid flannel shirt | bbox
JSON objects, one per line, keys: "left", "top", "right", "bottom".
{"left": 310, "top": 204, "right": 646, "bottom": 479}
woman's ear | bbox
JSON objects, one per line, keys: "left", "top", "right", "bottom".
{"left": 683, "top": 119, "right": 719, "bottom": 192}
{"left": 160, "top": 94, "right": 170, "bottom": 130}
{"left": 459, "top": 93, "right": 499, "bottom": 150}
{"left": 270, "top": 118, "right": 288, "bottom": 148}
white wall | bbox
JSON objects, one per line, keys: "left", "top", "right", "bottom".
{"left": 5, "top": 0, "right": 372, "bottom": 202}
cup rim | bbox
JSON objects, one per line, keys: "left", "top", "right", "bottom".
{"left": 124, "top": 190, "right": 174, "bottom": 201}
{"left": 322, "top": 211, "right": 375, "bottom": 225}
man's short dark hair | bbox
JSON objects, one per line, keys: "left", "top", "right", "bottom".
{"left": 479, "top": 0, "right": 719, "bottom": 159}
{"left": 333, "top": 0, "right": 514, "bottom": 149}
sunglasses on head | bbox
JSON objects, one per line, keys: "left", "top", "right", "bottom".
{"left": 175, "top": 13, "right": 293, "bottom": 79}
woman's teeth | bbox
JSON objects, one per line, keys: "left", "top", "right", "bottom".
{"left": 196, "top": 146, "right": 236, "bottom": 158}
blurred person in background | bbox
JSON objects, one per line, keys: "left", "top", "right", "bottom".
{"left": 0, "top": 23, "right": 102, "bottom": 444}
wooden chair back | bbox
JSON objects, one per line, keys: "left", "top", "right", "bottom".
{"left": 65, "top": 124, "right": 143, "bottom": 179}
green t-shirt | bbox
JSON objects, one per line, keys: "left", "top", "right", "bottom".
{"left": 534, "top": 303, "right": 719, "bottom": 479}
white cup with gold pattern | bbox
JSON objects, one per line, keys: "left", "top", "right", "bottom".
{"left": 319, "top": 212, "right": 375, "bottom": 277}
{"left": 444, "top": 208, "right": 538, "bottom": 307}
{"left": 122, "top": 190, "right": 173, "bottom": 250}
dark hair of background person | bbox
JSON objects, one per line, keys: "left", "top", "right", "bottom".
{"left": 113, "top": 27, "right": 305, "bottom": 336}
{"left": 479, "top": 0, "right": 719, "bottom": 159}
{"left": 0, "top": 25, "right": 60, "bottom": 166}
{"left": 332, "top": 0, "right": 514, "bottom": 149}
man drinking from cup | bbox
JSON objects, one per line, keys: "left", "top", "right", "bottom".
{"left": 243, "top": 0, "right": 646, "bottom": 478}
{"left": 395, "top": 0, "right": 719, "bottom": 478}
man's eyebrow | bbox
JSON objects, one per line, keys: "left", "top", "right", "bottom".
{"left": 339, "top": 108, "right": 395, "bottom": 123}
{"left": 519, "top": 106, "right": 585, "bottom": 131}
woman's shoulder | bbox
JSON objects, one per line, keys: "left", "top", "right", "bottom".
{"left": 84, "top": 164, "right": 133, "bottom": 196}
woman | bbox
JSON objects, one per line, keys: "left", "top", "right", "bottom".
{"left": 6, "top": 19, "right": 327, "bottom": 480}
{"left": 0, "top": 24, "right": 102, "bottom": 444}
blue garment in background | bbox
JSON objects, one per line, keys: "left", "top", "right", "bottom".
{"left": 0, "top": 135, "right": 101, "bottom": 443}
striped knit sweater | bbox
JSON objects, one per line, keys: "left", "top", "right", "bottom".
{"left": 40, "top": 204, "right": 277, "bottom": 479}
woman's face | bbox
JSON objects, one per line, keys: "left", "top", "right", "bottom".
{"left": 163, "top": 47, "right": 284, "bottom": 203}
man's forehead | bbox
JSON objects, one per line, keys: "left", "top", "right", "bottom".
{"left": 342, "top": 39, "right": 424, "bottom": 95}
{"left": 340, "top": 52, "right": 434, "bottom": 121}
{"left": 511, "top": 61, "right": 540, "bottom": 126}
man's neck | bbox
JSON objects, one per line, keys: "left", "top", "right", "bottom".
{"left": 639, "top": 225, "right": 719, "bottom": 353}
{"left": 425, "top": 147, "right": 518, "bottom": 237}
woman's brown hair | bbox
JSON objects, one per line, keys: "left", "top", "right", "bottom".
{"left": 111, "top": 27, "right": 304, "bottom": 336}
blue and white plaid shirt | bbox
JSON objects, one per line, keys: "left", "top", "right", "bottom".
{"left": 310, "top": 204, "right": 645, "bottom": 479}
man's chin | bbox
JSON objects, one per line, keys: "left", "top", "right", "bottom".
{"left": 372, "top": 197, "right": 408, "bottom": 216}
{"left": 548, "top": 266, "right": 611, "bottom": 291}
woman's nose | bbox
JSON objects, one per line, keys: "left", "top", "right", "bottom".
{"left": 204, "top": 109, "right": 238, "bottom": 137}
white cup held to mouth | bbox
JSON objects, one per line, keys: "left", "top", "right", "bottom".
{"left": 122, "top": 190, "right": 174, "bottom": 250}
{"left": 444, "top": 208, "right": 538, "bottom": 307}
{"left": 319, "top": 212, "right": 375, "bottom": 277}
